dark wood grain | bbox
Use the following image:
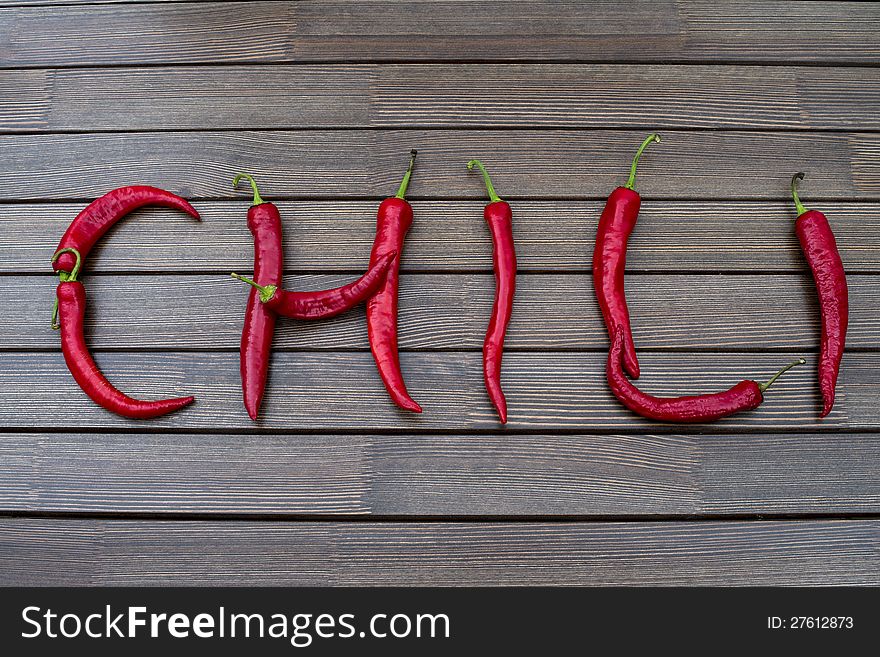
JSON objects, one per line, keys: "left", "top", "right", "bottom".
{"left": 288, "top": 1, "right": 880, "bottom": 66}
{"left": 0, "top": 351, "right": 869, "bottom": 431}
{"left": 0, "top": 433, "right": 372, "bottom": 515}
{"left": 1, "top": 518, "right": 877, "bottom": 585}
{"left": 5, "top": 201, "right": 880, "bottom": 273}
{"left": 4, "top": 273, "right": 879, "bottom": 351}
{"left": 1, "top": 0, "right": 877, "bottom": 587}
{"left": 2, "top": 2, "right": 878, "bottom": 67}
{"left": 0, "top": 0, "right": 146, "bottom": 5}
{"left": 0, "top": 130, "right": 874, "bottom": 201}
{"left": 1, "top": 432, "right": 877, "bottom": 516}
{"left": 0, "top": 69, "right": 47, "bottom": 130}
{"left": 696, "top": 433, "right": 880, "bottom": 515}
{"left": 3, "top": 65, "right": 879, "bottom": 132}
{"left": 0, "top": 2, "right": 295, "bottom": 67}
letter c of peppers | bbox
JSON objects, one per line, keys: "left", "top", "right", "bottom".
{"left": 51, "top": 185, "right": 200, "bottom": 419}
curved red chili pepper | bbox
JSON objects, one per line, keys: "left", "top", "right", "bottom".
{"left": 468, "top": 159, "right": 516, "bottom": 424}
{"left": 606, "top": 328, "right": 804, "bottom": 423}
{"left": 231, "top": 251, "right": 397, "bottom": 320}
{"left": 593, "top": 133, "right": 661, "bottom": 379}
{"left": 52, "top": 185, "right": 200, "bottom": 274}
{"left": 366, "top": 150, "right": 422, "bottom": 413}
{"left": 52, "top": 248, "right": 194, "bottom": 419}
{"left": 235, "top": 173, "right": 283, "bottom": 421}
{"left": 792, "top": 173, "right": 848, "bottom": 417}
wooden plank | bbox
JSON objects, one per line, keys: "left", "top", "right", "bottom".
{"left": 0, "top": 1, "right": 152, "bottom": 5}
{"left": 294, "top": 1, "right": 880, "bottom": 65}
{"left": 4, "top": 273, "right": 879, "bottom": 351}
{"left": 3, "top": 65, "right": 879, "bottom": 132}
{"left": 0, "top": 2, "right": 295, "bottom": 67}
{"left": 3, "top": 2, "right": 878, "bottom": 67}
{"left": 0, "top": 351, "right": 870, "bottom": 431}
{"left": 5, "top": 200, "right": 879, "bottom": 273}
{"left": 696, "top": 433, "right": 880, "bottom": 514}
{"left": 0, "top": 130, "right": 873, "bottom": 201}
{"left": 1, "top": 432, "right": 878, "bottom": 516}
{"left": 1, "top": 518, "right": 877, "bottom": 585}
{"left": 375, "top": 433, "right": 880, "bottom": 515}
{"left": 0, "top": 433, "right": 372, "bottom": 515}
{"left": 364, "top": 64, "right": 880, "bottom": 130}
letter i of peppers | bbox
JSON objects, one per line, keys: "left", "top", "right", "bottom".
{"left": 468, "top": 159, "right": 516, "bottom": 424}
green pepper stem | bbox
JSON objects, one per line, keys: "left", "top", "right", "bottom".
{"left": 50, "top": 247, "right": 83, "bottom": 328}
{"left": 231, "top": 273, "right": 276, "bottom": 304}
{"left": 466, "top": 159, "right": 502, "bottom": 203}
{"left": 791, "top": 172, "right": 807, "bottom": 216}
{"left": 624, "top": 133, "right": 661, "bottom": 190}
{"left": 395, "top": 150, "right": 418, "bottom": 199}
{"left": 759, "top": 358, "right": 806, "bottom": 394}
{"left": 233, "top": 173, "right": 264, "bottom": 206}
{"left": 52, "top": 247, "right": 82, "bottom": 282}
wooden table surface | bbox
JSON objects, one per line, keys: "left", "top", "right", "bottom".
{"left": 1, "top": 0, "right": 879, "bottom": 586}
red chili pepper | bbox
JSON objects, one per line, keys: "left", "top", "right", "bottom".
{"left": 366, "top": 150, "right": 422, "bottom": 413}
{"left": 606, "top": 328, "right": 804, "bottom": 423}
{"left": 52, "top": 248, "right": 194, "bottom": 419}
{"left": 467, "top": 159, "right": 516, "bottom": 424}
{"left": 52, "top": 185, "right": 200, "bottom": 274}
{"left": 593, "top": 133, "right": 661, "bottom": 379}
{"left": 235, "top": 173, "right": 283, "bottom": 421}
{"left": 50, "top": 185, "right": 201, "bottom": 328}
{"left": 792, "top": 173, "right": 848, "bottom": 417}
{"left": 230, "top": 251, "right": 397, "bottom": 319}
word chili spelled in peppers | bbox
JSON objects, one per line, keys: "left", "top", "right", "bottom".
{"left": 49, "top": 145, "right": 848, "bottom": 425}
